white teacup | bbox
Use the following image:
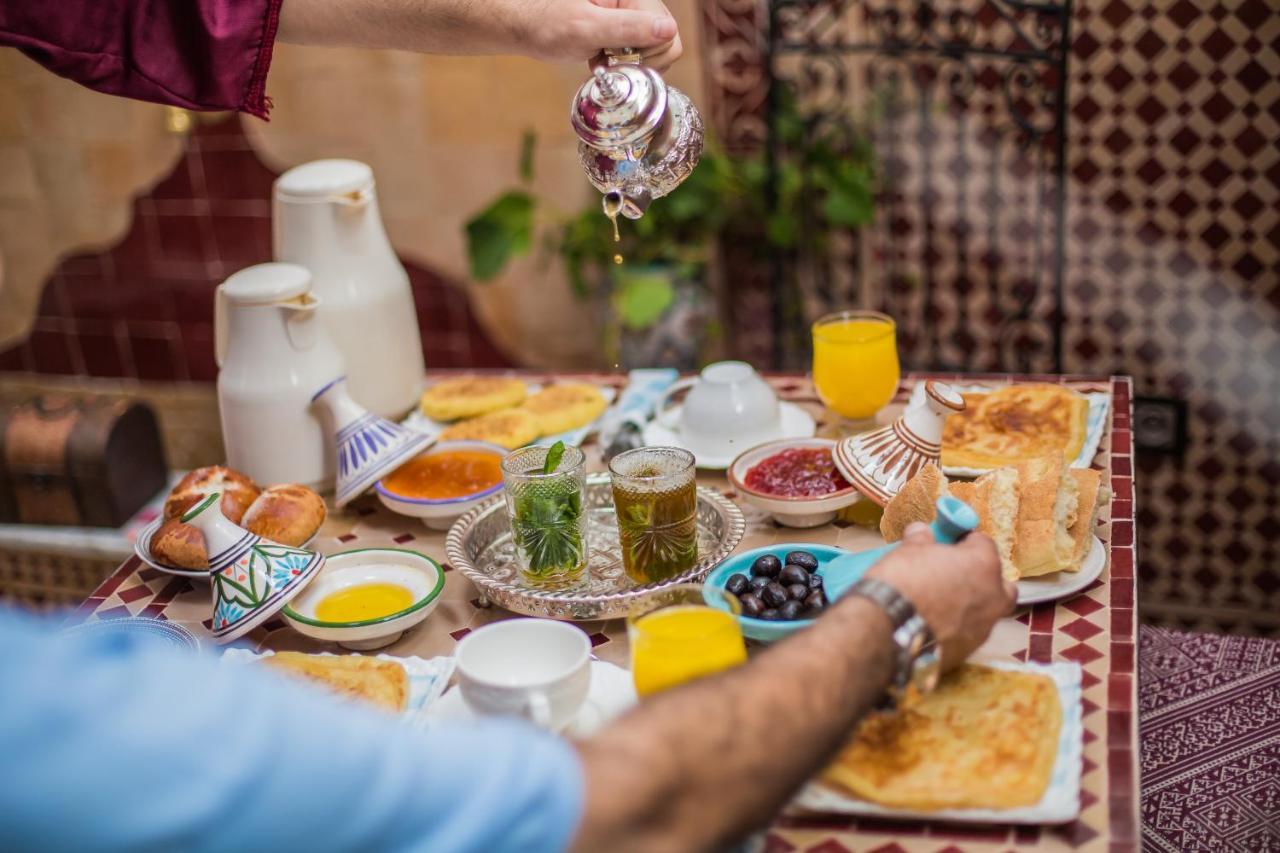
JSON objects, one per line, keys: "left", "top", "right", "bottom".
{"left": 657, "top": 361, "right": 782, "bottom": 459}
{"left": 455, "top": 619, "right": 592, "bottom": 731}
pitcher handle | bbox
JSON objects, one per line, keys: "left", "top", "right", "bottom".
{"left": 214, "top": 286, "right": 227, "bottom": 368}
{"left": 653, "top": 377, "right": 697, "bottom": 428}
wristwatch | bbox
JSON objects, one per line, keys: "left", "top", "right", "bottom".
{"left": 848, "top": 577, "right": 940, "bottom": 704}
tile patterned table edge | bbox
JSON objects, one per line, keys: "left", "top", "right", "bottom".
{"left": 69, "top": 373, "right": 1139, "bottom": 852}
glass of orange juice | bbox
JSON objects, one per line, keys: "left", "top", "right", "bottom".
{"left": 812, "top": 309, "right": 900, "bottom": 431}
{"left": 628, "top": 584, "right": 747, "bottom": 697}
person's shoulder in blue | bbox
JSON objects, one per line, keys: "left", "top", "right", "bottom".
{"left": 0, "top": 608, "right": 583, "bottom": 853}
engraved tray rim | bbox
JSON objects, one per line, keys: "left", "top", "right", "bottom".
{"left": 445, "top": 473, "right": 746, "bottom": 621}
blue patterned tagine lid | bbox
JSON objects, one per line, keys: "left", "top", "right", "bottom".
{"left": 181, "top": 492, "right": 325, "bottom": 644}
{"left": 312, "top": 376, "right": 436, "bottom": 507}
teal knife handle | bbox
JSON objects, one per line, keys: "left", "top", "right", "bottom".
{"left": 929, "top": 495, "right": 980, "bottom": 543}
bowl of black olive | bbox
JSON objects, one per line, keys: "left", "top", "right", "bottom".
{"left": 703, "top": 544, "right": 843, "bottom": 642}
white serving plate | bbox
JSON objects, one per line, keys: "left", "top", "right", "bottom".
{"left": 792, "top": 659, "right": 1083, "bottom": 824}
{"left": 1017, "top": 535, "right": 1106, "bottom": 605}
{"left": 916, "top": 383, "right": 1111, "bottom": 478}
{"left": 281, "top": 548, "right": 445, "bottom": 650}
{"left": 727, "top": 437, "right": 860, "bottom": 527}
{"left": 402, "top": 383, "right": 618, "bottom": 448}
{"left": 222, "top": 648, "right": 455, "bottom": 729}
{"left": 423, "top": 659, "right": 637, "bottom": 737}
{"left": 642, "top": 402, "right": 817, "bottom": 470}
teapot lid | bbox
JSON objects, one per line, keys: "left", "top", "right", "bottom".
{"left": 571, "top": 63, "right": 668, "bottom": 150}
{"left": 275, "top": 159, "right": 373, "bottom": 199}
{"left": 220, "top": 263, "right": 312, "bottom": 304}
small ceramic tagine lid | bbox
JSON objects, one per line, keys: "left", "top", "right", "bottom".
{"left": 832, "top": 380, "right": 965, "bottom": 507}
{"left": 182, "top": 492, "right": 325, "bottom": 644}
{"left": 311, "top": 376, "right": 436, "bottom": 507}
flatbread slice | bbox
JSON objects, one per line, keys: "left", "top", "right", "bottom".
{"left": 949, "top": 467, "right": 1019, "bottom": 581}
{"left": 261, "top": 652, "right": 408, "bottom": 713}
{"left": 1064, "top": 468, "right": 1108, "bottom": 571}
{"left": 880, "top": 465, "right": 948, "bottom": 542}
{"left": 823, "top": 664, "right": 1062, "bottom": 811}
{"left": 1011, "top": 456, "right": 1078, "bottom": 578}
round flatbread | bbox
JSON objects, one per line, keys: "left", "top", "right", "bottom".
{"left": 420, "top": 377, "right": 527, "bottom": 422}
{"left": 521, "top": 383, "right": 608, "bottom": 436}
{"left": 439, "top": 408, "right": 540, "bottom": 450}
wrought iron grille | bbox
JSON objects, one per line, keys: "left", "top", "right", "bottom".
{"left": 762, "top": 0, "right": 1072, "bottom": 372}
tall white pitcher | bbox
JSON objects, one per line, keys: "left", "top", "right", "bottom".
{"left": 215, "top": 263, "right": 344, "bottom": 488}
{"left": 273, "top": 159, "right": 425, "bottom": 417}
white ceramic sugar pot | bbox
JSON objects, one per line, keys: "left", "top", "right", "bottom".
{"left": 215, "top": 263, "right": 344, "bottom": 489}
{"left": 273, "top": 159, "right": 425, "bottom": 418}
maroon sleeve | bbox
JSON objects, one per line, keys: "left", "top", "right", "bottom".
{"left": 0, "top": 0, "right": 283, "bottom": 119}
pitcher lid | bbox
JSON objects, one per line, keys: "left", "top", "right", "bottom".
{"left": 275, "top": 159, "right": 373, "bottom": 199}
{"left": 220, "top": 263, "right": 312, "bottom": 304}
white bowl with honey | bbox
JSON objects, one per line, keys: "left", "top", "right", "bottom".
{"left": 374, "top": 440, "right": 506, "bottom": 530}
{"left": 282, "top": 548, "right": 445, "bottom": 650}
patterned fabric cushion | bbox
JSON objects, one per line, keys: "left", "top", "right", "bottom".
{"left": 1140, "top": 626, "right": 1280, "bottom": 851}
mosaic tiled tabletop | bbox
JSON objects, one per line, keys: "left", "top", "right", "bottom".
{"left": 70, "top": 373, "right": 1139, "bottom": 852}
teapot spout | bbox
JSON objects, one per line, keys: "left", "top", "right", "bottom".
{"left": 602, "top": 188, "right": 652, "bottom": 221}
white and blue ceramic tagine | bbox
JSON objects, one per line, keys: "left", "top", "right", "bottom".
{"left": 311, "top": 376, "right": 436, "bottom": 507}
{"left": 181, "top": 492, "right": 325, "bottom": 644}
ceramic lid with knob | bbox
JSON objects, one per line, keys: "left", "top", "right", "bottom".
{"left": 832, "top": 380, "right": 966, "bottom": 506}
{"left": 220, "top": 262, "right": 313, "bottom": 305}
{"left": 275, "top": 158, "right": 374, "bottom": 200}
{"left": 571, "top": 60, "right": 669, "bottom": 151}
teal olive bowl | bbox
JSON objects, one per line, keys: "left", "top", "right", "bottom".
{"left": 704, "top": 544, "right": 859, "bottom": 643}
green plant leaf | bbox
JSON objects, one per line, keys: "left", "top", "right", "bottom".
{"left": 465, "top": 191, "right": 535, "bottom": 281}
{"left": 613, "top": 271, "right": 675, "bottom": 331}
{"left": 542, "top": 440, "right": 566, "bottom": 475}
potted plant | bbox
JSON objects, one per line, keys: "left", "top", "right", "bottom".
{"left": 464, "top": 93, "right": 877, "bottom": 368}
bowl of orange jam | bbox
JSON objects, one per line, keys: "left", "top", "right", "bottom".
{"left": 283, "top": 548, "right": 445, "bottom": 649}
{"left": 374, "top": 441, "right": 506, "bottom": 530}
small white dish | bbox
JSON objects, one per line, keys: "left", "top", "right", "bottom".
{"left": 728, "top": 438, "right": 860, "bottom": 528}
{"left": 1016, "top": 536, "right": 1106, "bottom": 605}
{"left": 643, "top": 402, "right": 817, "bottom": 470}
{"left": 427, "top": 660, "right": 637, "bottom": 737}
{"left": 374, "top": 440, "right": 506, "bottom": 530}
{"left": 282, "top": 548, "right": 445, "bottom": 650}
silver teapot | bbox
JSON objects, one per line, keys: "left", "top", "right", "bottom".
{"left": 570, "top": 50, "right": 704, "bottom": 220}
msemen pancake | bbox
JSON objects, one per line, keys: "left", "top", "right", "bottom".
{"left": 261, "top": 652, "right": 408, "bottom": 713}
{"left": 823, "top": 664, "right": 1062, "bottom": 811}
{"left": 942, "top": 384, "right": 1089, "bottom": 471}
{"left": 439, "top": 408, "right": 540, "bottom": 449}
{"left": 521, "top": 383, "right": 608, "bottom": 435}
{"left": 420, "top": 376, "right": 527, "bottom": 421}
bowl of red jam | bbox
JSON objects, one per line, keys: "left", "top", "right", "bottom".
{"left": 728, "top": 438, "right": 861, "bottom": 528}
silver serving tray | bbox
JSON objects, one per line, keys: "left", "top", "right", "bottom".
{"left": 446, "top": 473, "right": 746, "bottom": 621}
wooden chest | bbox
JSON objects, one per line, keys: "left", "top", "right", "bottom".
{"left": 0, "top": 395, "right": 168, "bottom": 528}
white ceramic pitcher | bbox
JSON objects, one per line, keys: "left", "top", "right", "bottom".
{"left": 273, "top": 159, "right": 425, "bottom": 418}
{"left": 215, "top": 263, "right": 344, "bottom": 489}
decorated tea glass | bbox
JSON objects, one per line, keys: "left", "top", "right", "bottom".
{"left": 812, "top": 309, "right": 901, "bottom": 432}
{"left": 608, "top": 446, "right": 698, "bottom": 585}
{"left": 501, "top": 444, "right": 588, "bottom": 589}
{"left": 628, "top": 583, "right": 746, "bottom": 697}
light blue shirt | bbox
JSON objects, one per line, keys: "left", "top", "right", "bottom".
{"left": 0, "top": 609, "right": 584, "bottom": 852}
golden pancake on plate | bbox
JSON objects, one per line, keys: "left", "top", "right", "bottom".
{"left": 823, "top": 664, "right": 1062, "bottom": 811}
{"left": 942, "top": 384, "right": 1089, "bottom": 471}
{"left": 420, "top": 376, "right": 527, "bottom": 422}
{"left": 261, "top": 652, "right": 408, "bottom": 712}
{"left": 439, "top": 408, "right": 540, "bottom": 449}
{"left": 521, "top": 383, "right": 608, "bottom": 435}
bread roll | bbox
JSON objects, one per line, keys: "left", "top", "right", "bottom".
{"left": 242, "top": 484, "right": 325, "bottom": 546}
{"left": 880, "top": 465, "right": 948, "bottom": 542}
{"left": 164, "top": 466, "right": 260, "bottom": 524}
{"left": 150, "top": 518, "right": 209, "bottom": 569}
